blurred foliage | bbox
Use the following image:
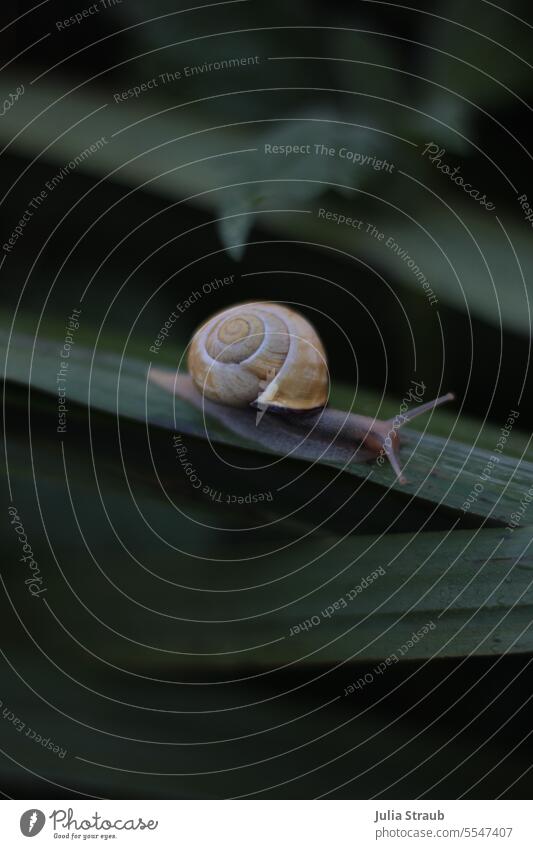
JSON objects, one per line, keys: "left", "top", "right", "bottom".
{"left": 2, "top": 0, "right": 533, "bottom": 800}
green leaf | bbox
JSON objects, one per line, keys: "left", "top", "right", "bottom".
{"left": 4, "top": 434, "right": 533, "bottom": 669}
{"left": 214, "top": 111, "right": 386, "bottom": 254}
{"left": 2, "top": 73, "right": 529, "bottom": 333}
{"left": 353, "top": 203, "right": 532, "bottom": 336}
{"left": 3, "top": 328, "right": 532, "bottom": 526}
{"left": 2, "top": 421, "right": 532, "bottom": 796}
{"left": 286, "top": 195, "right": 533, "bottom": 335}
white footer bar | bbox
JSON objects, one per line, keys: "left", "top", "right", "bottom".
{"left": 1, "top": 800, "right": 528, "bottom": 847}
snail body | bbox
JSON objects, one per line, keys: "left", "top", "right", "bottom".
{"left": 158, "top": 301, "right": 454, "bottom": 484}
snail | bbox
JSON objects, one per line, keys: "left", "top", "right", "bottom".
{"left": 151, "top": 302, "right": 454, "bottom": 484}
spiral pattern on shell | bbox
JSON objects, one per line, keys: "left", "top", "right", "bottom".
{"left": 187, "top": 302, "right": 329, "bottom": 410}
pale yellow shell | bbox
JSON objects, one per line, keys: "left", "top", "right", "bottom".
{"left": 187, "top": 302, "right": 329, "bottom": 411}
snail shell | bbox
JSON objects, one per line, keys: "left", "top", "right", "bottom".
{"left": 187, "top": 302, "right": 329, "bottom": 411}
